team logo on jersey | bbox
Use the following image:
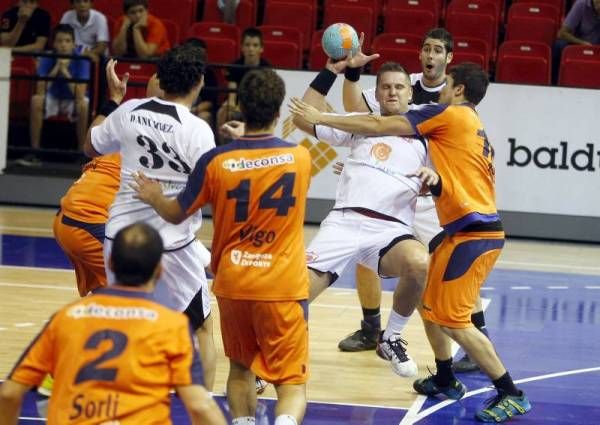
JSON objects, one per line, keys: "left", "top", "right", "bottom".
{"left": 231, "top": 249, "right": 242, "bottom": 265}
{"left": 371, "top": 143, "right": 392, "bottom": 161}
{"left": 222, "top": 154, "right": 295, "bottom": 172}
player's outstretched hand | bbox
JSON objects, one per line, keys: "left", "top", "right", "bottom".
{"left": 130, "top": 171, "right": 163, "bottom": 205}
{"left": 408, "top": 166, "right": 440, "bottom": 195}
{"left": 220, "top": 120, "right": 245, "bottom": 139}
{"left": 347, "top": 32, "right": 380, "bottom": 69}
{"left": 332, "top": 161, "right": 344, "bottom": 175}
{"left": 289, "top": 98, "right": 322, "bottom": 124}
{"left": 106, "top": 58, "right": 129, "bottom": 104}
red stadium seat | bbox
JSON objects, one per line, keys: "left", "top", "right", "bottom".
{"left": 203, "top": 0, "right": 256, "bottom": 29}
{"left": 370, "top": 47, "right": 421, "bottom": 74}
{"left": 327, "top": 0, "right": 379, "bottom": 32}
{"left": 49, "top": 0, "right": 71, "bottom": 26}
{"left": 93, "top": 0, "right": 122, "bottom": 20}
{"left": 559, "top": 45, "right": 600, "bottom": 89}
{"left": 9, "top": 56, "right": 36, "bottom": 121}
{"left": 323, "top": 4, "right": 375, "bottom": 49}
{"left": 453, "top": 37, "right": 490, "bottom": 70}
{"left": 507, "top": 2, "right": 560, "bottom": 29}
{"left": 496, "top": 41, "right": 551, "bottom": 85}
{"left": 446, "top": 0, "right": 501, "bottom": 25}
{"left": 187, "top": 22, "right": 240, "bottom": 57}
{"left": 384, "top": 7, "right": 437, "bottom": 37}
{"left": 161, "top": 18, "right": 180, "bottom": 46}
{"left": 505, "top": 16, "right": 557, "bottom": 46}
{"left": 114, "top": 60, "right": 157, "bottom": 100}
{"left": 259, "top": 25, "right": 303, "bottom": 58}
{"left": 308, "top": 30, "right": 328, "bottom": 70}
{"left": 373, "top": 33, "right": 422, "bottom": 51}
{"left": 263, "top": 2, "right": 315, "bottom": 50}
{"left": 201, "top": 37, "right": 239, "bottom": 65}
{"left": 386, "top": 0, "right": 440, "bottom": 28}
{"left": 148, "top": 0, "right": 195, "bottom": 34}
{"left": 515, "top": 0, "right": 565, "bottom": 18}
{"left": 262, "top": 40, "right": 302, "bottom": 69}
{"left": 446, "top": 12, "right": 497, "bottom": 61}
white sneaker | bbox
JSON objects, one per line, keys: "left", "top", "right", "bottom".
{"left": 376, "top": 333, "right": 418, "bottom": 377}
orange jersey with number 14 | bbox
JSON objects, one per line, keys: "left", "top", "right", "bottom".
{"left": 406, "top": 103, "right": 499, "bottom": 234}
{"left": 8, "top": 287, "right": 203, "bottom": 425}
{"left": 178, "top": 135, "right": 312, "bottom": 301}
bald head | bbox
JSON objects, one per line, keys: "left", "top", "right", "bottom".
{"left": 111, "top": 222, "right": 163, "bottom": 286}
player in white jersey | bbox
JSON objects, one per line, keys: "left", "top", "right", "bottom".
{"left": 293, "top": 59, "right": 435, "bottom": 378}
{"left": 339, "top": 28, "right": 490, "bottom": 374}
{"left": 83, "top": 47, "right": 217, "bottom": 389}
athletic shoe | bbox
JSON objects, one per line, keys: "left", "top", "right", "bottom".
{"left": 376, "top": 333, "right": 418, "bottom": 377}
{"left": 413, "top": 375, "right": 467, "bottom": 400}
{"left": 256, "top": 376, "right": 268, "bottom": 395}
{"left": 475, "top": 390, "right": 532, "bottom": 422}
{"left": 338, "top": 320, "right": 380, "bottom": 352}
{"left": 454, "top": 353, "right": 480, "bottom": 373}
{"left": 15, "top": 154, "right": 42, "bottom": 167}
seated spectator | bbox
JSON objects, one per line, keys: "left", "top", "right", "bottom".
{"left": 216, "top": 27, "right": 271, "bottom": 143}
{"left": 112, "top": 0, "right": 170, "bottom": 59}
{"left": 23, "top": 24, "right": 90, "bottom": 165}
{"left": 553, "top": 0, "right": 600, "bottom": 82}
{"left": 184, "top": 37, "right": 220, "bottom": 126}
{"left": 0, "top": 0, "right": 50, "bottom": 52}
{"left": 60, "top": 0, "right": 110, "bottom": 64}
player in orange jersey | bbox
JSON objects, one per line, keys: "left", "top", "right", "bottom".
{"left": 0, "top": 222, "right": 226, "bottom": 425}
{"left": 132, "top": 68, "right": 311, "bottom": 425}
{"left": 289, "top": 62, "right": 531, "bottom": 423}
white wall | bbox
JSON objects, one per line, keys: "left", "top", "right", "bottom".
{"left": 0, "top": 48, "right": 10, "bottom": 174}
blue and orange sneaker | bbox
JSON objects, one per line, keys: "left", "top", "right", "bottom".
{"left": 475, "top": 390, "right": 532, "bottom": 422}
{"left": 413, "top": 375, "right": 467, "bottom": 400}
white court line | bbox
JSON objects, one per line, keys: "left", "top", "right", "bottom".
{"left": 406, "top": 366, "right": 600, "bottom": 424}
{"left": 14, "top": 323, "right": 35, "bottom": 328}
{"left": 497, "top": 260, "right": 600, "bottom": 273}
{"left": 0, "top": 264, "right": 73, "bottom": 272}
{"left": 510, "top": 286, "right": 531, "bottom": 290}
{"left": 0, "top": 282, "right": 76, "bottom": 291}
{"left": 547, "top": 286, "right": 569, "bottom": 289}
{"left": 480, "top": 287, "right": 495, "bottom": 291}
{"left": 399, "top": 299, "right": 490, "bottom": 425}
{"left": 16, "top": 417, "right": 44, "bottom": 422}
{"left": 585, "top": 286, "right": 600, "bottom": 289}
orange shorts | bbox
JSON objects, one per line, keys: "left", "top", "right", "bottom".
{"left": 217, "top": 297, "right": 309, "bottom": 385}
{"left": 53, "top": 211, "right": 107, "bottom": 297}
{"left": 421, "top": 230, "right": 504, "bottom": 328}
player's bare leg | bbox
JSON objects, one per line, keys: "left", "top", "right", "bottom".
{"left": 75, "top": 98, "right": 89, "bottom": 150}
{"left": 454, "top": 297, "right": 487, "bottom": 373}
{"left": 227, "top": 360, "right": 257, "bottom": 421}
{"left": 308, "top": 269, "right": 333, "bottom": 302}
{"left": 195, "top": 314, "right": 216, "bottom": 392}
{"left": 338, "top": 265, "right": 382, "bottom": 352}
{"left": 30, "top": 94, "right": 44, "bottom": 150}
{"left": 376, "top": 239, "right": 429, "bottom": 377}
{"left": 273, "top": 383, "right": 307, "bottom": 425}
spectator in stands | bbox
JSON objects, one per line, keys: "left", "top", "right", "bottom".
{"left": 216, "top": 27, "right": 271, "bottom": 143}
{"left": 0, "top": 0, "right": 50, "bottom": 52}
{"left": 553, "top": 0, "right": 600, "bottom": 82}
{"left": 112, "top": 0, "right": 170, "bottom": 58}
{"left": 60, "top": 0, "right": 110, "bottom": 64}
{"left": 184, "top": 37, "right": 219, "bottom": 126}
{"left": 22, "top": 24, "right": 90, "bottom": 165}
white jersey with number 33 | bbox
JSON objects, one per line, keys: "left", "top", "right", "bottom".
{"left": 91, "top": 97, "right": 216, "bottom": 249}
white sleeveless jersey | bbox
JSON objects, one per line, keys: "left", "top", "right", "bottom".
{"left": 314, "top": 114, "right": 427, "bottom": 227}
{"left": 91, "top": 97, "right": 216, "bottom": 249}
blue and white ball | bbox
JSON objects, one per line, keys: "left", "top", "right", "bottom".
{"left": 321, "top": 23, "right": 360, "bottom": 60}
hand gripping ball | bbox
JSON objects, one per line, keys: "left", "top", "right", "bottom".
{"left": 321, "top": 23, "right": 360, "bottom": 60}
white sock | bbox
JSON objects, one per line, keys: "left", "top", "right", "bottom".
{"left": 232, "top": 417, "right": 256, "bottom": 425}
{"left": 383, "top": 310, "right": 410, "bottom": 340}
{"left": 274, "top": 415, "right": 298, "bottom": 425}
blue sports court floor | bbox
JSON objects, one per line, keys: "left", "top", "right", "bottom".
{"left": 3, "top": 233, "right": 600, "bottom": 424}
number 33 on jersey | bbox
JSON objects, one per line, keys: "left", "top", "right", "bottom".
{"left": 177, "top": 135, "right": 312, "bottom": 302}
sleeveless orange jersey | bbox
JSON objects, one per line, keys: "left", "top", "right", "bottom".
{"left": 178, "top": 135, "right": 312, "bottom": 301}
{"left": 9, "top": 287, "right": 203, "bottom": 425}
{"left": 406, "top": 103, "right": 499, "bottom": 234}
{"left": 60, "top": 153, "right": 121, "bottom": 223}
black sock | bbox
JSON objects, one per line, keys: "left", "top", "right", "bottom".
{"left": 493, "top": 372, "right": 520, "bottom": 397}
{"left": 362, "top": 307, "right": 381, "bottom": 329}
{"left": 471, "top": 311, "right": 490, "bottom": 338}
{"left": 433, "top": 358, "right": 455, "bottom": 387}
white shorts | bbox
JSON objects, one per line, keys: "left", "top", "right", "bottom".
{"left": 44, "top": 94, "right": 88, "bottom": 120}
{"left": 306, "top": 209, "right": 415, "bottom": 280}
{"left": 414, "top": 195, "right": 443, "bottom": 248}
{"left": 104, "top": 238, "right": 211, "bottom": 318}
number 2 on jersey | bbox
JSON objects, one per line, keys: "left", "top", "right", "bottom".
{"left": 74, "top": 330, "right": 128, "bottom": 384}
{"left": 227, "top": 173, "right": 297, "bottom": 222}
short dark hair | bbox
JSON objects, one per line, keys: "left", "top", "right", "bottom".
{"left": 238, "top": 68, "right": 285, "bottom": 131}
{"left": 111, "top": 222, "right": 163, "bottom": 286}
{"left": 157, "top": 44, "right": 205, "bottom": 97}
{"left": 53, "top": 24, "right": 75, "bottom": 41}
{"left": 423, "top": 28, "right": 453, "bottom": 54}
{"left": 241, "top": 27, "right": 263, "bottom": 45}
{"left": 376, "top": 62, "right": 411, "bottom": 87}
{"left": 123, "top": 0, "right": 147, "bottom": 13}
{"left": 448, "top": 62, "right": 489, "bottom": 105}
{"left": 183, "top": 37, "right": 207, "bottom": 62}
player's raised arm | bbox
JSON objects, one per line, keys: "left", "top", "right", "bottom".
{"left": 289, "top": 97, "right": 415, "bottom": 136}
{"left": 342, "top": 32, "right": 379, "bottom": 113}
{"left": 0, "top": 380, "right": 31, "bottom": 425}
{"left": 130, "top": 171, "right": 187, "bottom": 224}
{"left": 176, "top": 385, "right": 227, "bottom": 425}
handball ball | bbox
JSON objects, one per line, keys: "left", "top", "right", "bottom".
{"left": 321, "top": 23, "right": 359, "bottom": 60}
